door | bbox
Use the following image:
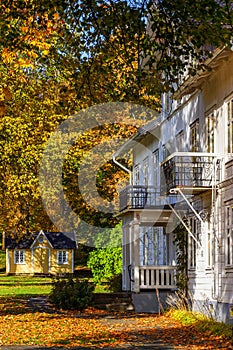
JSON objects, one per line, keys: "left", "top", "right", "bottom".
{"left": 33, "top": 247, "right": 49, "bottom": 274}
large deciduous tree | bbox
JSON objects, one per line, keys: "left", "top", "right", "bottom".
{"left": 0, "top": 0, "right": 232, "bottom": 237}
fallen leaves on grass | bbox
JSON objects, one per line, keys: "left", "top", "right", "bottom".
{"left": 0, "top": 297, "right": 232, "bottom": 349}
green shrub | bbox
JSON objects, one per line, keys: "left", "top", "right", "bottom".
{"left": 87, "top": 224, "right": 122, "bottom": 286}
{"left": 49, "top": 277, "right": 94, "bottom": 310}
{"left": 87, "top": 247, "right": 122, "bottom": 285}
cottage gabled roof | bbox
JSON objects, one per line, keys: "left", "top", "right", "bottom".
{"left": 5, "top": 231, "right": 77, "bottom": 250}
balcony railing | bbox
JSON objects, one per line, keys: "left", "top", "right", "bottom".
{"left": 120, "top": 185, "right": 165, "bottom": 212}
{"left": 161, "top": 152, "right": 221, "bottom": 193}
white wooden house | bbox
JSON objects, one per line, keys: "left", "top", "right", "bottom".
{"left": 114, "top": 48, "right": 233, "bottom": 323}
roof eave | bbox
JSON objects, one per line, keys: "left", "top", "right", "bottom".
{"left": 174, "top": 47, "right": 232, "bottom": 99}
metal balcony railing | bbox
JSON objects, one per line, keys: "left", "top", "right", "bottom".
{"left": 161, "top": 152, "right": 221, "bottom": 193}
{"left": 119, "top": 185, "right": 162, "bottom": 212}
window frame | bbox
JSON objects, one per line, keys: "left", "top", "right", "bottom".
{"left": 206, "top": 110, "right": 215, "bottom": 153}
{"left": 226, "top": 97, "right": 233, "bottom": 154}
{"left": 188, "top": 217, "right": 198, "bottom": 269}
{"left": 206, "top": 219, "right": 213, "bottom": 269}
{"left": 176, "top": 130, "right": 184, "bottom": 152}
{"left": 14, "top": 250, "right": 26, "bottom": 265}
{"left": 225, "top": 204, "right": 233, "bottom": 267}
{"left": 190, "top": 119, "right": 200, "bottom": 152}
{"left": 57, "top": 250, "right": 69, "bottom": 265}
{"left": 153, "top": 149, "right": 159, "bottom": 187}
{"left": 134, "top": 164, "right": 140, "bottom": 186}
{"left": 143, "top": 157, "right": 149, "bottom": 187}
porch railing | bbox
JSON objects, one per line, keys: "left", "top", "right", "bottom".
{"left": 161, "top": 152, "right": 221, "bottom": 193}
{"left": 131, "top": 266, "right": 176, "bottom": 290}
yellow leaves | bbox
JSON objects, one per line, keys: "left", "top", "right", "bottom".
{"left": 42, "top": 50, "right": 49, "bottom": 56}
{"left": 53, "top": 12, "right": 60, "bottom": 20}
{"left": 21, "top": 26, "right": 29, "bottom": 33}
{"left": 1, "top": 49, "right": 17, "bottom": 64}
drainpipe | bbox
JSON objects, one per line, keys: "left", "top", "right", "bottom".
{"left": 112, "top": 154, "right": 132, "bottom": 185}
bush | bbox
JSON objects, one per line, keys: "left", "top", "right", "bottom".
{"left": 87, "top": 224, "right": 122, "bottom": 286}
{"left": 49, "top": 277, "right": 94, "bottom": 310}
{"left": 87, "top": 247, "right": 122, "bottom": 285}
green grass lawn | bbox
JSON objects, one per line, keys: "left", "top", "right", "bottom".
{"left": 0, "top": 275, "right": 53, "bottom": 296}
{"left": 0, "top": 274, "right": 107, "bottom": 297}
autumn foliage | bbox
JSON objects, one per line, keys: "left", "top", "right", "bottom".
{"left": 0, "top": 296, "right": 232, "bottom": 349}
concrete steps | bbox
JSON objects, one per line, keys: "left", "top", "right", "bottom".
{"left": 92, "top": 292, "right": 134, "bottom": 312}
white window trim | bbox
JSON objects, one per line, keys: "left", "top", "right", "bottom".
{"left": 188, "top": 217, "right": 198, "bottom": 269}
{"left": 57, "top": 250, "right": 68, "bottom": 265}
{"left": 205, "top": 109, "right": 215, "bottom": 153}
{"left": 14, "top": 250, "right": 26, "bottom": 265}
{"left": 225, "top": 204, "right": 233, "bottom": 267}
{"left": 134, "top": 164, "right": 140, "bottom": 186}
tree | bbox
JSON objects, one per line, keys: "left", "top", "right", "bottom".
{"left": 0, "top": 0, "right": 232, "bottom": 238}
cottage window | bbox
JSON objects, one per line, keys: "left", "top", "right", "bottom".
{"left": 57, "top": 250, "right": 68, "bottom": 264}
{"left": 225, "top": 205, "right": 233, "bottom": 266}
{"left": 14, "top": 250, "right": 25, "bottom": 264}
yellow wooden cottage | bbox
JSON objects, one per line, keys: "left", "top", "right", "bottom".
{"left": 4, "top": 230, "right": 77, "bottom": 275}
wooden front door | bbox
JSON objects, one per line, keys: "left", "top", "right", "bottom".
{"left": 33, "top": 247, "right": 49, "bottom": 274}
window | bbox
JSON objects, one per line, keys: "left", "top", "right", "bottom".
{"left": 153, "top": 149, "right": 159, "bottom": 187}
{"left": 14, "top": 250, "right": 25, "bottom": 264}
{"left": 139, "top": 227, "right": 165, "bottom": 266}
{"left": 225, "top": 205, "right": 233, "bottom": 266}
{"left": 134, "top": 164, "right": 140, "bottom": 185}
{"left": 162, "top": 144, "right": 170, "bottom": 160}
{"left": 227, "top": 98, "right": 233, "bottom": 154}
{"left": 189, "top": 218, "right": 198, "bottom": 268}
{"left": 190, "top": 120, "right": 199, "bottom": 152}
{"left": 176, "top": 131, "right": 184, "bottom": 152}
{"left": 206, "top": 111, "right": 215, "bottom": 153}
{"left": 143, "top": 157, "right": 149, "bottom": 187}
{"left": 57, "top": 250, "right": 68, "bottom": 264}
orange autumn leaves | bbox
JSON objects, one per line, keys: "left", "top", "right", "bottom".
{"left": 1, "top": 312, "right": 121, "bottom": 347}
{"left": 0, "top": 298, "right": 232, "bottom": 349}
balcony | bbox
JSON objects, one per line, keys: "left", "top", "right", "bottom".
{"left": 161, "top": 152, "right": 221, "bottom": 194}
{"left": 119, "top": 185, "right": 165, "bottom": 212}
